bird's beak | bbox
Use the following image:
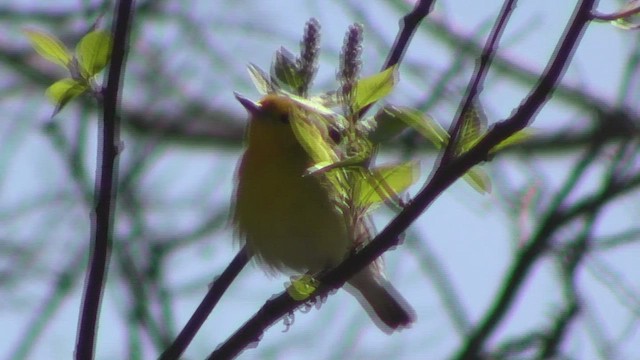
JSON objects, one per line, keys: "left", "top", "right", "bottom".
{"left": 234, "top": 92, "right": 261, "bottom": 117}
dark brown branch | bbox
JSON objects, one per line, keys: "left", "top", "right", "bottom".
{"left": 75, "top": 1, "right": 135, "bottom": 359}
{"left": 449, "top": 1, "right": 604, "bottom": 354}
{"left": 358, "top": 0, "right": 435, "bottom": 118}
{"left": 382, "top": 0, "right": 435, "bottom": 70}
{"left": 210, "top": 2, "right": 437, "bottom": 358}
{"left": 443, "top": 0, "right": 517, "bottom": 163}
{"left": 211, "top": 0, "right": 598, "bottom": 358}
{"left": 160, "top": 246, "right": 250, "bottom": 360}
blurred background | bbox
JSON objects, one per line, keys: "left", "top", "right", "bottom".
{"left": 1, "top": 0, "right": 639, "bottom": 359}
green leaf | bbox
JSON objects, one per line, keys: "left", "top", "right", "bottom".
{"left": 353, "top": 66, "right": 397, "bottom": 111}
{"left": 456, "top": 102, "right": 487, "bottom": 154}
{"left": 286, "top": 93, "right": 348, "bottom": 132}
{"left": 490, "top": 129, "right": 535, "bottom": 153}
{"left": 309, "top": 91, "right": 340, "bottom": 108}
{"left": 306, "top": 133, "right": 374, "bottom": 178}
{"left": 76, "top": 30, "right": 112, "bottom": 78}
{"left": 45, "top": 78, "right": 88, "bottom": 115}
{"left": 288, "top": 91, "right": 347, "bottom": 135}
{"left": 271, "top": 47, "right": 304, "bottom": 93}
{"left": 611, "top": 18, "right": 640, "bottom": 29}
{"left": 288, "top": 107, "right": 347, "bottom": 196}
{"left": 367, "top": 107, "right": 409, "bottom": 144}
{"left": 354, "top": 161, "right": 418, "bottom": 208}
{"left": 385, "top": 106, "right": 449, "bottom": 148}
{"left": 462, "top": 166, "right": 492, "bottom": 194}
{"left": 287, "top": 275, "right": 318, "bottom": 301}
{"left": 287, "top": 93, "right": 339, "bottom": 118}
{"left": 24, "top": 29, "right": 72, "bottom": 69}
{"left": 381, "top": 106, "right": 492, "bottom": 194}
{"left": 247, "top": 63, "right": 273, "bottom": 94}
{"left": 307, "top": 146, "right": 372, "bottom": 176}
{"left": 289, "top": 108, "right": 338, "bottom": 166}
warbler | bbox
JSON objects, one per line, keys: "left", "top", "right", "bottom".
{"left": 233, "top": 93, "right": 413, "bottom": 332}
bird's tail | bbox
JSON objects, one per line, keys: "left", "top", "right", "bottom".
{"left": 346, "top": 266, "right": 415, "bottom": 332}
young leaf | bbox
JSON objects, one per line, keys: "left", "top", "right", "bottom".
{"left": 381, "top": 106, "right": 492, "bottom": 194}
{"left": 247, "top": 63, "right": 273, "bottom": 94}
{"left": 287, "top": 93, "right": 348, "bottom": 131}
{"left": 353, "top": 66, "right": 397, "bottom": 111}
{"left": 306, "top": 146, "right": 372, "bottom": 176}
{"left": 288, "top": 106, "right": 348, "bottom": 196}
{"left": 462, "top": 166, "right": 492, "bottom": 194}
{"left": 287, "top": 93, "right": 338, "bottom": 118}
{"left": 289, "top": 108, "right": 338, "bottom": 166}
{"left": 309, "top": 91, "right": 340, "bottom": 108}
{"left": 287, "top": 275, "right": 319, "bottom": 301}
{"left": 456, "top": 102, "right": 487, "bottom": 154}
{"left": 354, "top": 161, "right": 418, "bottom": 208}
{"left": 24, "top": 29, "right": 72, "bottom": 69}
{"left": 490, "top": 129, "right": 535, "bottom": 153}
{"left": 76, "top": 30, "right": 112, "bottom": 78}
{"left": 46, "top": 78, "right": 88, "bottom": 115}
{"left": 271, "top": 47, "right": 304, "bottom": 93}
{"left": 612, "top": 18, "right": 640, "bottom": 29}
{"left": 384, "top": 106, "right": 449, "bottom": 148}
{"left": 367, "top": 107, "right": 409, "bottom": 144}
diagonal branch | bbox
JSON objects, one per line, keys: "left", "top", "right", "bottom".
{"left": 442, "top": 0, "right": 517, "bottom": 163}
{"left": 358, "top": 0, "right": 435, "bottom": 118}
{"left": 452, "top": 1, "right": 598, "bottom": 357}
{"left": 160, "top": 246, "right": 250, "bottom": 360}
{"left": 210, "top": 0, "right": 598, "bottom": 358}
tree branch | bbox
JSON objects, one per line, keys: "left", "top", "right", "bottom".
{"left": 210, "top": 0, "right": 598, "bottom": 358}
{"left": 443, "top": 0, "right": 517, "bottom": 163}
{"left": 160, "top": 246, "right": 250, "bottom": 360}
{"left": 75, "top": 1, "right": 135, "bottom": 359}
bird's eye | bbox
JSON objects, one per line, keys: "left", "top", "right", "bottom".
{"left": 329, "top": 127, "right": 342, "bottom": 143}
{"left": 278, "top": 113, "right": 289, "bottom": 124}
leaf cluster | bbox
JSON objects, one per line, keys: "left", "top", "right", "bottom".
{"left": 242, "top": 28, "right": 417, "bottom": 233}
{"left": 240, "top": 19, "right": 533, "bottom": 215}
{"left": 25, "top": 28, "right": 112, "bottom": 115}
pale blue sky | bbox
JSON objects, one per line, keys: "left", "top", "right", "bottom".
{"left": 2, "top": 0, "right": 639, "bottom": 359}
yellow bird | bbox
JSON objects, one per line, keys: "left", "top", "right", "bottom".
{"left": 233, "top": 93, "right": 413, "bottom": 332}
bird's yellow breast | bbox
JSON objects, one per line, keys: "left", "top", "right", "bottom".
{"left": 234, "top": 98, "right": 351, "bottom": 273}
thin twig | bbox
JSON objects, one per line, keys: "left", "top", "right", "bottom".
{"left": 210, "top": 0, "right": 597, "bottom": 358}
{"left": 382, "top": 0, "right": 435, "bottom": 70}
{"left": 160, "top": 246, "right": 250, "bottom": 360}
{"left": 75, "top": 1, "right": 135, "bottom": 359}
{"left": 449, "top": 1, "right": 608, "bottom": 353}
{"left": 358, "top": 0, "right": 435, "bottom": 118}
{"left": 442, "top": 0, "right": 517, "bottom": 163}
{"left": 209, "top": 2, "right": 436, "bottom": 358}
